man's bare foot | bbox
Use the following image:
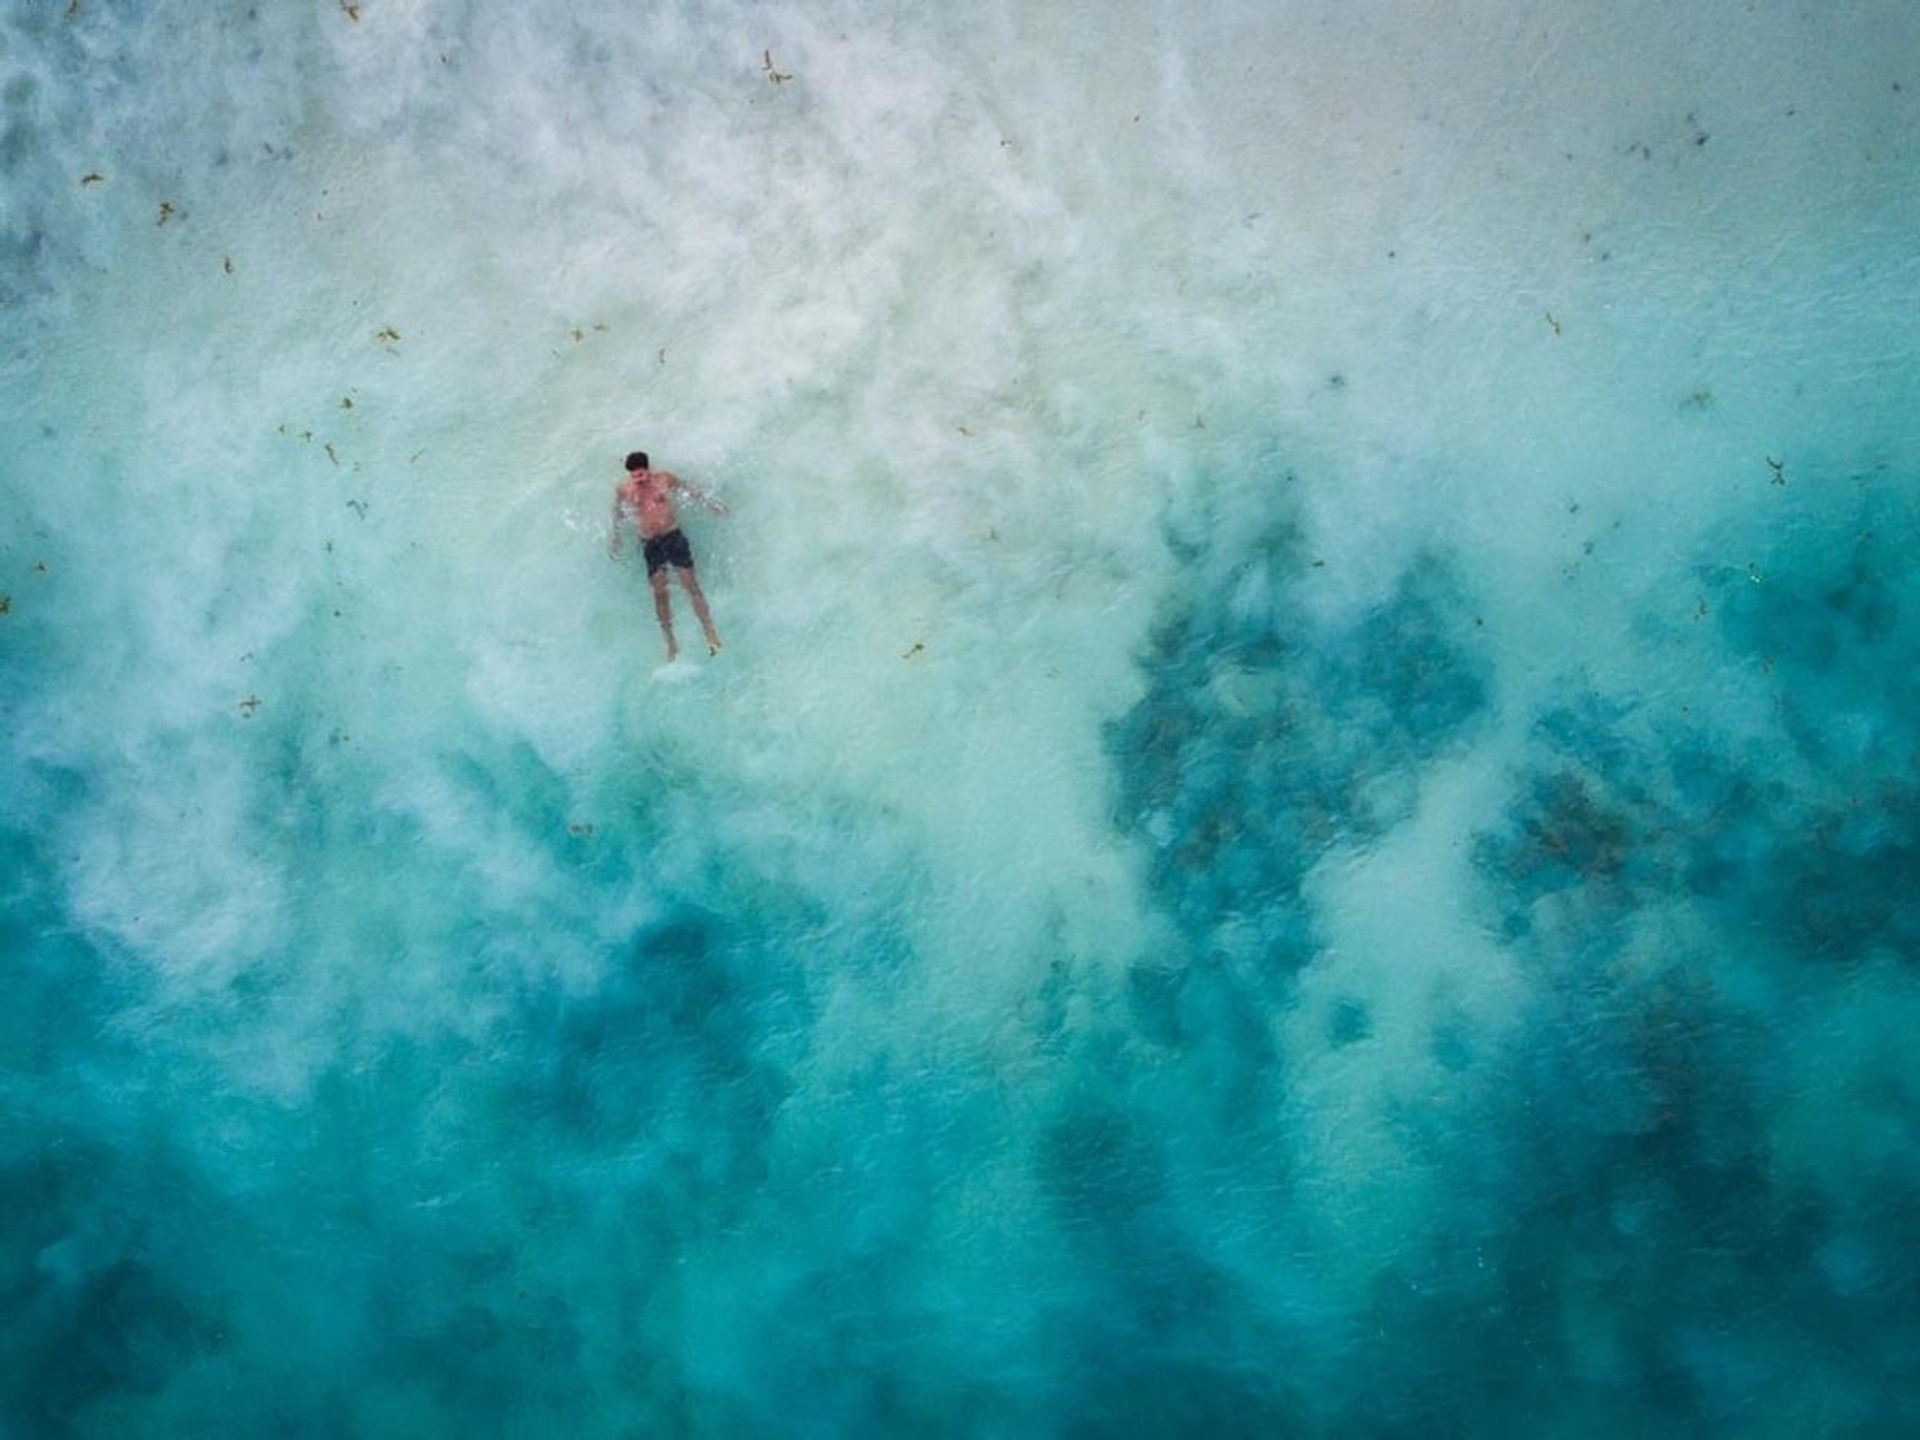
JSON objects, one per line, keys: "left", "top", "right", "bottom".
{"left": 706, "top": 637, "right": 723, "bottom": 657}
{"left": 664, "top": 643, "right": 678, "bottom": 663}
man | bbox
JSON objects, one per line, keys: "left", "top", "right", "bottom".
{"left": 609, "top": 451, "right": 726, "bottom": 661}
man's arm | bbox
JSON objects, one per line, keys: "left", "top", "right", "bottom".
{"left": 608, "top": 490, "right": 626, "bottom": 557}
{"left": 666, "top": 472, "right": 728, "bottom": 516}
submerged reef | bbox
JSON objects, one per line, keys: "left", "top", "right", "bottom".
{"left": 1077, "top": 483, "right": 1920, "bottom": 1433}
{"left": 1111, "top": 517, "right": 1491, "bottom": 967}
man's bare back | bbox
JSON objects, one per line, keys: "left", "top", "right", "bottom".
{"left": 608, "top": 451, "right": 726, "bottom": 663}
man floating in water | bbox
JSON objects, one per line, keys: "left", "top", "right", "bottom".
{"left": 609, "top": 450, "right": 726, "bottom": 662}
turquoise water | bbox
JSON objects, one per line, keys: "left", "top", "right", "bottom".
{"left": 3, "top": 1, "right": 1918, "bottom": 1434}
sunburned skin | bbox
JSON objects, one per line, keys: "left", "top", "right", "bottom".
{"left": 609, "top": 457, "right": 727, "bottom": 663}
{"left": 614, "top": 467, "right": 691, "bottom": 539}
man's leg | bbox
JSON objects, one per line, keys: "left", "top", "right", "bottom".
{"left": 650, "top": 567, "right": 678, "bottom": 661}
{"left": 676, "top": 565, "right": 722, "bottom": 654}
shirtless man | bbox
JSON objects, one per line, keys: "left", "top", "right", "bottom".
{"left": 609, "top": 451, "right": 726, "bottom": 661}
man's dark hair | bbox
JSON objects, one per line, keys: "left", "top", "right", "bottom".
{"left": 626, "top": 451, "right": 650, "bottom": 471}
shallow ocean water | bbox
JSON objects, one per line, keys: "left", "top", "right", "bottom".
{"left": 2, "top": 1, "right": 1918, "bottom": 1435}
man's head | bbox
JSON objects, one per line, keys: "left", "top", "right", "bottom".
{"left": 625, "top": 451, "right": 650, "bottom": 472}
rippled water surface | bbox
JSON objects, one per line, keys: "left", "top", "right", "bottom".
{"left": 3, "top": 1, "right": 1918, "bottom": 1434}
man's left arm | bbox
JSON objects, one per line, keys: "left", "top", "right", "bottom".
{"left": 668, "top": 473, "right": 728, "bottom": 516}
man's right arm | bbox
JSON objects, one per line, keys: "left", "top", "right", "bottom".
{"left": 608, "top": 492, "right": 625, "bottom": 557}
